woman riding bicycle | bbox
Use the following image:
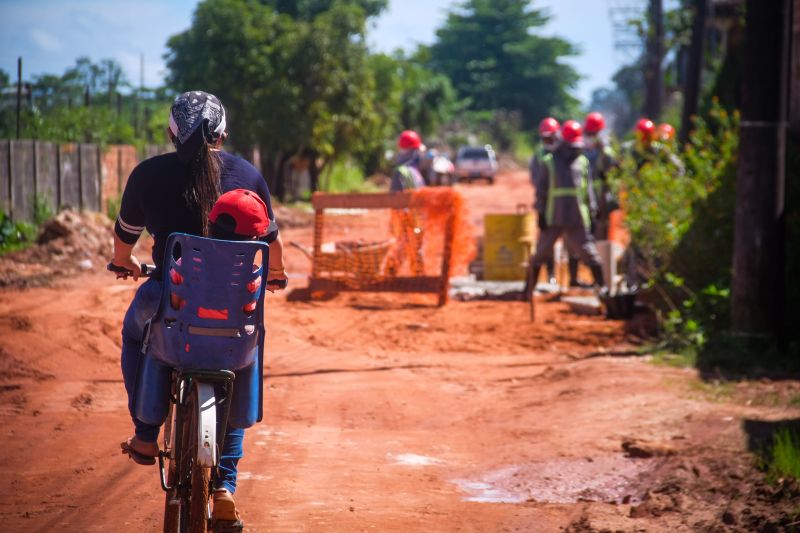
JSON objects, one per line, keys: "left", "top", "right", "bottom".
{"left": 111, "top": 91, "right": 287, "bottom": 524}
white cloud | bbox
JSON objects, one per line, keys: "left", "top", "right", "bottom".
{"left": 30, "top": 28, "right": 61, "bottom": 53}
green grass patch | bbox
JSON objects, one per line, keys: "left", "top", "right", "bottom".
{"left": 686, "top": 379, "right": 735, "bottom": 402}
{"left": 106, "top": 195, "right": 122, "bottom": 221}
{"left": 649, "top": 348, "right": 698, "bottom": 369}
{"left": 764, "top": 429, "right": 800, "bottom": 482}
{"left": 0, "top": 211, "right": 38, "bottom": 255}
{"left": 321, "top": 159, "right": 378, "bottom": 194}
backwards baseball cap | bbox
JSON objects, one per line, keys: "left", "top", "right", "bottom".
{"left": 210, "top": 189, "right": 271, "bottom": 238}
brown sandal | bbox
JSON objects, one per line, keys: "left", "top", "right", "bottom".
{"left": 120, "top": 436, "right": 158, "bottom": 466}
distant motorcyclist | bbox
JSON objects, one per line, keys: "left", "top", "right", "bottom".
{"left": 528, "top": 120, "right": 605, "bottom": 295}
{"left": 583, "top": 112, "right": 618, "bottom": 240}
{"left": 391, "top": 130, "right": 426, "bottom": 191}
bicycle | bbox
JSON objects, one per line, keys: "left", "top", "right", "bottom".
{"left": 111, "top": 232, "right": 286, "bottom": 532}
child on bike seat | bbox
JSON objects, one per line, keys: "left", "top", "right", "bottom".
{"left": 168, "top": 189, "right": 272, "bottom": 312}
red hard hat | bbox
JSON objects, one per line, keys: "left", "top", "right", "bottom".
{"left": 397, "top": 130, "right": 422, "bottom": 150}
{"left": 561, "top": 120, "right": 584, "bottom": 146}
{"left": 657, "top": 123, "right": 675, "bottom": 140}
{"left": 635, "top": 118, "right": 655, "bottom": 141}
{"left": 584, "top": 112, "right": 605, "bottom": 134}
{"left": 538, "top": 117, "right": 560, "bottom": 136}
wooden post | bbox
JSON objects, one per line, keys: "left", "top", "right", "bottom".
{"left": 16, "top": 57, "right": 21, "bottom": 139}
{"left": 312, "top": 209, "right": 324, "bottom": 280}
{"left": 679, "top": 0, "right": 708, "bottom": 144}
{"left": 438, "top": 204, "right": 455, "bottom": 307}
{"left": 643, "top": 0, "right": 664, "bottom": 119}
{"left": 77, "top": 143, "right": 83, "bottom": 211}
{"left": 731, "top": 0, "right": 790, "bottom": 335}
{"left": 791, "top": 0, "right": 800, "bottom": 134}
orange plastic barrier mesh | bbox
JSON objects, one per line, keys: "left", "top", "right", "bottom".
{"left": 302, "top": 188, "right": 476, "bottom": 305}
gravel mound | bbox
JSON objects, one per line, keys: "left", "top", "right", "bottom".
{"left": 0, "top": 209, "right": 114, "bottom": 288}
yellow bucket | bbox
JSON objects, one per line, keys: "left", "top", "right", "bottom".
{"left": 483, "top": 207, "right": 535, "bottom": 281}
{"left": 484, "top": 212, "right": 534, "bottom": 243}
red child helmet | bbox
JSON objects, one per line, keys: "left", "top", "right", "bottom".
{"left": 584, "top": 112, "right": 606, "bottom": 134}
{"left": 635, "top": 118, "right": 655, "bottom": 142}
{"left": 561, "top": 120, "right": 584, "bottom": 147}
{"left": 397, "top": 130, "right": 422, "bottom": 150}
{"left": 538, "top": 117, "right": 560, "bottom": 137}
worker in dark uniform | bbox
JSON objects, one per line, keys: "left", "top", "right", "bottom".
{"left": 528, "top": 120, "right": 604, "bottom": 295}
{"left": 583, "top": 111, "right": 618, "bottom": 241}
{"left": 529, "top": 117, "right": 562, "bottom": 285}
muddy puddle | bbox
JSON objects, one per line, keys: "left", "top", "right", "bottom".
{"left": 452, "top": 454, "right": 660, "bottom": 504}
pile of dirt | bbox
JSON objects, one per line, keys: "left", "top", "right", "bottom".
{"left": 0, "top": 209, "right": 114, "bottom": 288}
{"left": 272, "top": 202, "right": 314, "bottom": 228}
{"left": 564, "top": 450, "right": 800, "bottom": 532}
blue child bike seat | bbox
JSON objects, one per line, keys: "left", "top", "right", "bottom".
{"left": 135, "top": 232, "right": 269, "bottom": 428}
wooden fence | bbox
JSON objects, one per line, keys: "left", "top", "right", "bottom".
{"left": 0, "top": 140, "right": 170, "bottom": 222}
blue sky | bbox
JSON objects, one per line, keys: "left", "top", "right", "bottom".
{"left": 0, "top": 0, "right": 638, "bottom": 105}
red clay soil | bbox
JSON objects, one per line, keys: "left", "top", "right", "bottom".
{"left": 0, "top": 170, "right": 798, "bottom": 532}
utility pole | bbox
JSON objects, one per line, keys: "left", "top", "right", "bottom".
{"left": 731, "top": 0, "right": 790, "bottom": 336}
{"left": 679, "top": 0, "right": 708, "bottom": 144}
{"left": 642, "top": 0, "right": 664, "bottom": 119}
{"left": 16, "top": 57, "right": 22, "bottom": 139}
{"left": 135, "top": 53, "right": 144, "bottom": 137}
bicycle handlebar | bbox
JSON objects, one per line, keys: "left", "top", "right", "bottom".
{"left": 107, "top": 262, "right": 155, "bottom": 279}
{"left": 266, "top": 278, "right": 288, "bottom": 290}
{"left": 108, "top": 262, "right": 288, "bottom": 289}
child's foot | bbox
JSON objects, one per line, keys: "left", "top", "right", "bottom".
{"left": 212, "top": 488, "right": 241, "bottom": 522}
{"left": 120, "top": 436, "right": 158, "bottom": 465}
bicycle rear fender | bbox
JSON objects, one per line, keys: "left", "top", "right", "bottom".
{"left": 196, "top": 381, "right": 218, "bottom": 467}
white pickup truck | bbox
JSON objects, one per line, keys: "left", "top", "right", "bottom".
{"left": 455, "top": 145, "right": 498, "bottom": 184}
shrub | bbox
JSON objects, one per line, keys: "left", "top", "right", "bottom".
{"left": 613, "top": 100, "right": 739, "bottom": 352}
{"left": 0, "top": 210, "right": 37, "bottom": 255}
{"left": 762, "top": 429, "right": 800, "bottom": 483}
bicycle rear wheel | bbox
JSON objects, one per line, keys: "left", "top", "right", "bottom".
{"left": 163, "top": 381, "right": 211, "bottom": 533}
{"left": 163, "top": 391, "right": 180, "bottom": 533}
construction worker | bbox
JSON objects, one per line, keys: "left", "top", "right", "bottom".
{"left": 530, "top": 117, "right": 562, "bottom": 285}
{"left": 583, "top": 111, "right": 618, "bottom": 241}
{"left": 657, "top": 122, "right": 675, "bottom": 144}
{"left": 528, "top": 120, "right": 604, "bottom": 295}
{"left": 391, "top": 130, "right": 426, "bottom": 191}
{"left": 625, "top": 118, "right": 684, "bottom": 175}
{"left": 388, "top": 130, "right": 425, "bottom": 275}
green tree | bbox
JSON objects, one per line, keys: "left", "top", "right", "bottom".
{"left": 261, "top": 0, "right": 386, "bottom": 19}
{"left": 428, "top": 0, "right": 579, "bottom": 127}
{"left": 167, "top": 0, "right": 392, "bottom": 197}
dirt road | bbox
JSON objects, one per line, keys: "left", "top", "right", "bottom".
{"left": 0, "top": 170, "right": 796, "bottom": 531}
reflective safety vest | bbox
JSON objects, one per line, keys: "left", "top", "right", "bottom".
{"left": 395, "top": 164, "right": 422, "bottom": 190}
{"left": 541, "top": 152, "right": 591, "bottom": 228}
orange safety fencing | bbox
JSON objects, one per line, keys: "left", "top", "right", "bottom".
{"left": 300, "top": 188, "right": 476, "bottom": 305}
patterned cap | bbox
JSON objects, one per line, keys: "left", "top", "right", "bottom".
{"left": 169, "top": 91, "right": 226, "bottom": 144}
